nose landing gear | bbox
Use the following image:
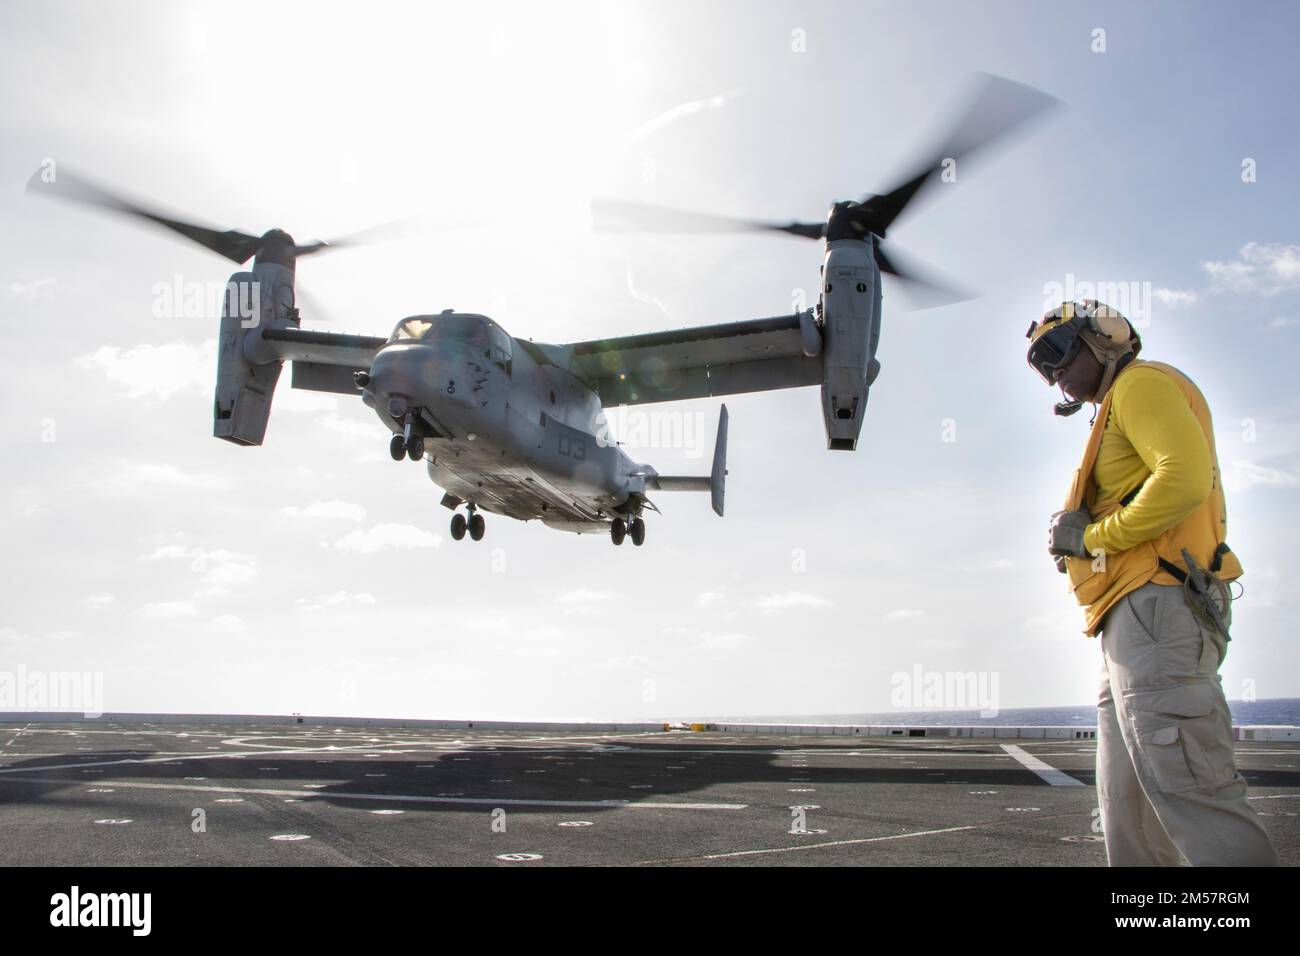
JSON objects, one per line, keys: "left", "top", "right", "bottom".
{"left": 389, "top": 410, "right": 426, "bottom": 462}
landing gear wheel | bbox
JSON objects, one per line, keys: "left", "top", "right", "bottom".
{"left": 468, "top": 512, "right": 485, "bottom": 541}
{"left": 610, "top": 518, "right": 626, "bottom": 546}
{"left": 389, "top": 434, "right": 406, "bottom": 461}
{"left": 450, "top": 513, "right": 467, "bottom": 540}
{"left": 406, "top": 437, "right": 425, "bottom": 461}
{"left": 629, "top": 517, "right": 646, "bottom": 547}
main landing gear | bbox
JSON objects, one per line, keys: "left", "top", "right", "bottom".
{"left": 610, "top": 516, "right": 645, "bottom": 547}
{"left": 450, "top": 505, "right": 485, "bottom": 542}
{"left": 389, "top": 411, "right": 425, "bottom": 462}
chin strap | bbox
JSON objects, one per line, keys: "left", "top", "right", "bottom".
{"left": 1080, "top": 331, "right": 1136, "bottom": 404}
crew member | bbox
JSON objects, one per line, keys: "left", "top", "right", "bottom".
{"left": 1026, "top": 299, "right": 1279, "bottom": 866}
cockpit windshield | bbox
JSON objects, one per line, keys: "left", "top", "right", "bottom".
{"left": 390, "top": 317, "right": 435, "bottom": 341}
{"left": 389, "top": 314, "right": 490, "bottom": 346}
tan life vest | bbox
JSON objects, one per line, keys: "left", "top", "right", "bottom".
{"left": 1061, "top": 360, "right": 1243, "bottom": 636}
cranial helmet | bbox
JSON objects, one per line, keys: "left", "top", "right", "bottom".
{"left": 1026, "top": 299, "right": 1141, "bottom": 414}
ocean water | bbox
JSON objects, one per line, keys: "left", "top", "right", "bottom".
{"left": 715, "top": 697, "right": 1300, "bottom": 727}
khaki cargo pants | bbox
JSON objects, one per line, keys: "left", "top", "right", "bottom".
{"left": 1098, "top": 580, "right": 1279, "bottom": 866}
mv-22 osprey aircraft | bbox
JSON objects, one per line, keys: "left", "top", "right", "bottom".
{"left": 30, "top": 75, "right": 1053, "bottom": 547}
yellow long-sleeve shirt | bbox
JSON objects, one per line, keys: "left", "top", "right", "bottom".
{"left": 1082, "top": 365, "right": 1214, "bottom": 556}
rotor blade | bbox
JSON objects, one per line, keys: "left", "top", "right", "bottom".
{"left": 874, "top": 241, "right": 973, "bottom": 310}
{"left": 861, "top": 73, "right": 1060, "bottom": 235}
{"left": 294, "top": 216, "right": 426, "bottom": 257}
{"left": 293, "top": 285, "right": 335, "bottom": 325}
{"left": 26, "top": 167, "right": 261, "bottom": 264}
{"left": 591, "top": 197, "right": 824, "bottom": 240}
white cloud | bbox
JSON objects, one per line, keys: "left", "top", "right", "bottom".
{"left": 691, "top": 631, "right": 752, "bottom": 652}
{"left": 199, "top": 551, "right": 258, "bottom": 589}
{"left": 145, "top": 545, "right": 258, "bottom": 596}
{"left": 80, "top": 593, "right": 117, "bottom": 608}
{"left": 7, "top": 276, "right": 56, "bottom": 300}
{"left": 555, "top": 588, "right": 618, "bottom": 604}
{"left": 208, "top": 614, "right": 249, "bottom": 635}
{"left": 320, "top": 412, "right": 379, "bottom": 442}
{"left": 100, "top": 461, "right": 229, "bottom": 494}
{"left": 884, "top": 608, "right": 925, "bottom": 621}
{"left": 297, "top": 590, "right": 378, "bottom": 612}
{"left": 754, "top": 590, "right": 831, "bottom": 612}
{"left": 0, "top": 626, "right": 35, "bottom": 645}
{"left": 145, "top": 544, "right": 192, "bottom": 560}
{"left": 1202, "top": 242, "right": 1300, "bottom": 296}
{"left": 1023, "top": 609, "right": 1082, "bottom": 632}
{"left": 695, "top": 590, "right": 725, "bottom": 607}
{"left": 1223, "top": 460, "right": 1297, "bottom": 493}
{"left": 525, "top": 625, "right": 567, "bottom": 640}
{"left": 1153, "top": 287, "right": 1199, "bottom": 309}
{"left": 280, "top": 500, "right": 367, "bottom": 522}
{"left": 586, "top": 654, "right": 651, "bottom": 671}
{"left": 333, "top": 523, "right": 440, "bottom": 554}
{"left": 1268, "top": 316, "right": 1297, "bottom": 329}
{"left": 961, "top": 558, "right": 1016, "bottom": 572}
{"left": 138, "top": 601, "right": 199, "bottom": 619}
{"left": 76, "top": 340, "right": 215, "bottom": 403}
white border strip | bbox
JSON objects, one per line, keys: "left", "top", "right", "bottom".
{"left": 999, "top": 743, "right": 1084, "bottom": 787}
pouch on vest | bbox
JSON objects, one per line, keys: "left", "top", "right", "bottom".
{"left": 1063, "top": 498, "right": 1158, "bottom": 607}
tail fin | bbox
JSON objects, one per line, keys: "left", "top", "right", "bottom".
{"left": 710, "top": 404, "right": 728, "bottom": 516}
{"left": 645, "top": 404, "right": 728, "bottom": 517}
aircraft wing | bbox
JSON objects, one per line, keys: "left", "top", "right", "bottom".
{"left": 260, "top": 327, "right": 388, "bottom": 395}
{"left": 562, "top": 313, "right": 822, "bottom": 407}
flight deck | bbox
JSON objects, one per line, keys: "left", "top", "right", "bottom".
{"left": 1, "top": 718, "right": 1296, "bottom": 866}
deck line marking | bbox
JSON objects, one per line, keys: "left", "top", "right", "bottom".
{"left": 999, "top": 744, "right": 1085, "bottom": 787}
{"left": 689, "top": 825, "right": 978, "bottom": 860}
{"left": 0, "top": 775, "right": 747, "bottom": 810}
{"left": 0, "top": 747, "right": 1104, "bottom": 763}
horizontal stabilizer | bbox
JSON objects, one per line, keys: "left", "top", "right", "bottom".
{"left": 649, "top": 476, "right": 710, "bottom": 492}
{"left": 643, "top": 405, "right": 728, "bottom": 517}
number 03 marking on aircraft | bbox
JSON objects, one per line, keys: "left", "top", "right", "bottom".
{"left": 558, "top": 435, "right": 586, "bottom": 460}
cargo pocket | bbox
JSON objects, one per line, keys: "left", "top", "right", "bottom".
{"left": 1126, "top": 683, "right": 1237, "bottom": 794}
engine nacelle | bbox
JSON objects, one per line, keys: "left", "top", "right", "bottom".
{"left": 213, "top": 261, "right": 296, "bottom": 445}
{"left": 819, "top": 238, "right": 881, "bottom": 450}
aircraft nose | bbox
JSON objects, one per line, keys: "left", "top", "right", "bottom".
{"left": 369, "top": 343, "right": 446, "bottom": 405}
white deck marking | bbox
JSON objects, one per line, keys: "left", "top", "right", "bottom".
{"left": 691, "top": 824, "right": 978, "bottom": 860}
{"left": 0, "top": 775, "right": 747, "bottom": 810}
{"left": 999, "top": 744, "right": 1084, "bottom": 787}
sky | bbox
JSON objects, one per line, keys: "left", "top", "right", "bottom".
{"left": 1, "top": 0, "right": 1298, "bottom": 721}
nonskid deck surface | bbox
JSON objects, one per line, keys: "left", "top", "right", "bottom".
{"left": 1, "top": 721, "right": 1296, "bottom": 866}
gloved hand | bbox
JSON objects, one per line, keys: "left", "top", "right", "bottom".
{"left": 1048, "top": 509, "right": 1092, "bottom": 559}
